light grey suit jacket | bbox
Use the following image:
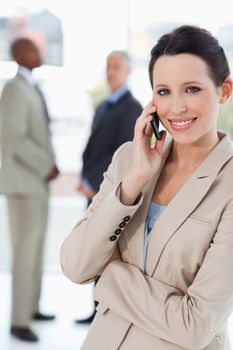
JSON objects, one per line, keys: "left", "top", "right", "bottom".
{"left": 0, "top": 74, "right": 55, "bottom": 195}
{"left": 61, "top": 134, "right": 233, "bottom": 350}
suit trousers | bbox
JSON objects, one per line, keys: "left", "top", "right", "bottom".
{"left": 7, "top": 194, "right": 49, "bottom": 327}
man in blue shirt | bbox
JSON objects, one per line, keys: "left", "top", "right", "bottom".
{"left": 76, "top": 50, "right": 142, "bottom": 323}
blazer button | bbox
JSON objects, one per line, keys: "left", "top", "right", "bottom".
{"left": 115, "top": 228, "right": 122, "bottom": 235}
{"left": 109, "top": 235, "right": 117, "bottom": 241}
{"left": 119, "top": 222, "right": 126, "bottom": 228}
{"left": 123, "top": 215, "right": 131, "bottom": 222}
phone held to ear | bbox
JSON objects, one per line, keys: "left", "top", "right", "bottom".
{"left": 150, "top": 112, "right": 163, "bottom": 140}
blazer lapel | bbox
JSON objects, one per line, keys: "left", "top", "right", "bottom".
{"left": 145, "top": 134, "right": 233, "bottom": 277}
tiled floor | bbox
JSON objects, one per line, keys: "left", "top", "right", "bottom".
{"left": 0, "top": 272, "right": 92, "bottom": 350}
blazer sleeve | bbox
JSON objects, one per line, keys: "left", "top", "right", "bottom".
{"left": 60, "top": 143, "right": 143, "bottom": 284}
{"left": 1, "top": 83, "right": 54, "bottom": 179}
{"left": 94, "top": 201, "right": 233, "bottom": 349}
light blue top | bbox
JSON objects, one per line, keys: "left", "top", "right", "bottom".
{"left": 144, "top": 201, "right": 166, "bottom": 268}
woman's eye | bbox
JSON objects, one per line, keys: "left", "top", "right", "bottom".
{"left": 186, "top": 86, "right": 201, "bottom": 93}
{"left": 157, "top": 89, "right": 170, "bottom": 96}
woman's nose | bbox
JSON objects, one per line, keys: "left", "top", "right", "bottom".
{"left": 170, "top": 96, "right": 187, "bottom": 114}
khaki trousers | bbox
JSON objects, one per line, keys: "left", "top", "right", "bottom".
{"left": 7, "top": 194, "right": 49, "bottom": 327}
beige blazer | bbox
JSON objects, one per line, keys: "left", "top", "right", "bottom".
{"left": 0, "top": 74, "right": 55, "bottom": 195}
{"left": 61, "top": 134, "right": 233, "bottom": 350}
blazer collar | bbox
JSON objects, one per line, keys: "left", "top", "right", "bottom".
{"left": 15, "top": 73, "right": 35, "bottom": 93}
{"left": 160, "top": 132, "right": 233, "bottom": 178}
{"left": 17, "top": 66, "right": 36, "bottom": 85}
{"left": 196, "top": 133, "right": 233, "bottom": 177}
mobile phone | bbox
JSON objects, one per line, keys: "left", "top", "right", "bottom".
{"left": 150, "top": 112, "right": 162, "bottom": 140}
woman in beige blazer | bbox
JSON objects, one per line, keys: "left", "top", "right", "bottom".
{"left": 61, "top": 25, "right": 233, "bottom": 349}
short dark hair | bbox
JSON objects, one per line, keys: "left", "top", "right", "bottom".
{"left": 10, "top": 37, "right": 36, "bottom": 59}
{"left": 149, "top": 25, "right": 230, "bottom": 87}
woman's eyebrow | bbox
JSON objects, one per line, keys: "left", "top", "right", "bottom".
{"left": 154, "top": 81, "right": 202, "bottom": 88}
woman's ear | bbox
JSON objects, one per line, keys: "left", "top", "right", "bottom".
{"left": 219, "top": 77, "right": 233, "bottom": 104}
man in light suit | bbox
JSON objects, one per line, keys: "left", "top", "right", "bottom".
{"left": 0, "top": 38, "right": 59, "bottom": 342}
{"left": 76, "top": 51, "right": 142, "bottom": 323}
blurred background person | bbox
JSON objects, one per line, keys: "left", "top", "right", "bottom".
{"left": 76, "top": 50, "right": 142, "bottom": 324}
{"left": 0, "top": 38, "right": 59, "bottom": 342}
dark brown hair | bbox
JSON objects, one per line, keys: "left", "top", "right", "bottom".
{"left": 149, "top": 25, "right": 230, "bottom": 87}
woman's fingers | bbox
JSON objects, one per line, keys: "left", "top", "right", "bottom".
{"left": 135, "top": 115, "right": 152, "bottom": 139}
{"left": 154, "top": 130, "right": 167, "bottom": 156}
{"left": 144, "top": 120, "right": 153, "bottom": 137}
{"left": 134, "top": 104, "right": 157, "bottom": 139}
{"left": 144, "top": 100, "right": 154, "bottom": 110}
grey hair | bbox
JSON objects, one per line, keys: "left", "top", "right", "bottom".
{"left": 107, "top": 50, "right": 131, "bottom": 66}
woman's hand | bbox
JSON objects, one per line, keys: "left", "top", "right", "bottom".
{"left": 120, "top": 101, "right": 166, "bottom": 206}
{"left": 131, "top": 100, "right": 166, "bottom": 180}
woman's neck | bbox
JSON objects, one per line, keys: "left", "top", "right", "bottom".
{"left": 169, "top": 132, "right": 220, "bottom": 170}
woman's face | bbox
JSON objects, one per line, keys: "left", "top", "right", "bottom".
{"left": 152, "top": 53, "right": 222, "bottom": 146}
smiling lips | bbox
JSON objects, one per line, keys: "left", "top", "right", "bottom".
{"left": 169, "top": 117, "right": 197, "bottom": 131}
